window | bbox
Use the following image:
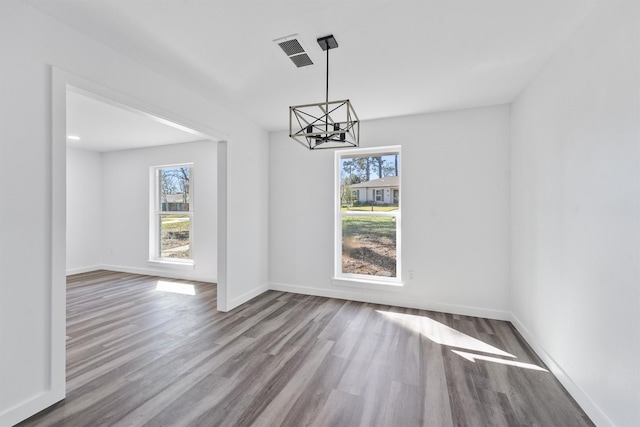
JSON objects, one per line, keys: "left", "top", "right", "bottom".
{"left": 336, "top": 146, "right": 401, "bottom": 284}
{"left": 150, "top": 164, "right": 193, "bottom": 264}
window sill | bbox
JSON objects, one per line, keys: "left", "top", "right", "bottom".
{"left": 148, "top": 259, "right": 195, "bottom": 269}
{"left": 332, "top": 276, "right": 404, "bottom": 291}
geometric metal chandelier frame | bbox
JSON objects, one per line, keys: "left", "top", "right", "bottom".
{"left": 289, "top": 35, "right": 360, "bottom": 150}
{"left": 289, "top": 99, "right": 359, "bottom": 149}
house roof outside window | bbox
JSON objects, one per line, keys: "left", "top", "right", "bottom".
{"left": 349, "top": 176, "right": 399, "bottom": 189}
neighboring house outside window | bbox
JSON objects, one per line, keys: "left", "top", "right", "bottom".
{"left": 150, "top": 164, "right": 194, "bottom": 264}
{"left": 348, "top": 176, "right": 400, "bottom": 205}
{"left": 336, "top": 146, "right": 401, "bottom": 284}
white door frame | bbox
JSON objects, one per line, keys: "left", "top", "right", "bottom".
{"left": 48, "top": 67, "right": 229, "bottom": 412}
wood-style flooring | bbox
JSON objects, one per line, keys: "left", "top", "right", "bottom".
{"left": 18, "top": 270, "right": 594, "bottom": 427}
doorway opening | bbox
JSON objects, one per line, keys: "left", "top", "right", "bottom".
{"left": 51, "top": 68, "right": 229, "bottom": 410}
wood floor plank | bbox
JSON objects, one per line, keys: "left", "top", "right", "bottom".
{"left": 278, "top": 354, "right": 350, "bottom": 427}
{"left": 310, "top": 389, "right": 364, "bottom": 427}
{"left": 248, "top": 339, "right": 334, "bottom": 427}
{"left": 419, "top": 334, "right": 454, "bottom": 427}
{"left": 17, "top": 270, "right": 595, "bottom": 427}
{"left": 378, "top": 381, "right": 422, "bottom": 427}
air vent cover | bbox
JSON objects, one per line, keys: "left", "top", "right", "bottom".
{"left": 278, "top": 39, "right": 305, "bottom": 56}
{"left": 274, "top": 34, "right": 314, "bottom": 68}
{"left": 290, "top": 54, "right": 313, "bottom": 68}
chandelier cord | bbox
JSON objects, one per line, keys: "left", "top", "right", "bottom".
{"left": 325, "top": 47, "right": 329, "bottom": 135}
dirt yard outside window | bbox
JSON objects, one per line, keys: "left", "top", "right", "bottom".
{"left": 160, "top": 214, "right": 191, "bottom": 259}
{"left": 342, "top": 215, "right": 396, "bottom": 277}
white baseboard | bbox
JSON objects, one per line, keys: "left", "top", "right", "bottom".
{"left": 228, "top": 283, "right": 270, "bottom": 311}
{"left": 71, "top": 264, "right": 216, "bottom": 283}
{"left": 509, "top": 313, "right": 614, "bottom": 427}
{"left": 66, "top": 265, "right": 103, "bottom": 276}
{"left": 269, "top": 282, "right": 511, "bottom": 321}
{"left": 0, "top": 389, "right": 64, "bottom": 427}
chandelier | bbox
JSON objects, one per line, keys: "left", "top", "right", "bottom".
{"left": 289, "top": 35, "right": 360, "bottom": 150}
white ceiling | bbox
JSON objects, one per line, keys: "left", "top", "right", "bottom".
{"left": 32, "top": 0, "right": 596, "bottom": 141}
{"left": 66, "top": 90, "right": 202, "bottom": 152}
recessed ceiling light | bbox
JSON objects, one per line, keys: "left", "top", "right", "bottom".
{"left": 67, "top": 135, "right": 80, "bottom": 141}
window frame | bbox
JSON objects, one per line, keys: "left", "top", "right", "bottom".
{"left": 334, "top": 145, "right": 402, "bottom": 287}
{"left": 149, "top": 163, "right": 195, "bottom": 266}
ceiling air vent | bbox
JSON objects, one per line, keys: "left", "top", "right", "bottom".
{"left": 274, "top": 34, "right": 313, "bottom": 68}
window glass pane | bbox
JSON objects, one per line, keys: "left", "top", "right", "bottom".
{"left": 159, "top": 167, "right": 191, "bottom": 212}
{"left": 339, "top": 155, "right": 399, "bottom": 207}
{"left": 342, "top": 215, "right": 396, "bottom": 277}
{"left": 160, "top": 214, "right": 191, "bottom": 259}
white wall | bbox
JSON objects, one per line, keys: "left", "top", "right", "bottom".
{"left": 67, "top": 142, "right": 218, "bottom": 281}
{"left": 269, "top": 106, "right": 511, "bottom": 318}
{"left": 510, "top": 2, "right": 640, "bottom": 426}
{"left": 0, "top": 2, "right": 269, "bottom": 425}
{"left": 224, "top": 129, "right": 270, "bottom": 308}
{"left": 102, "top": 141, "right": 217, "bottom": 282}
{"left": 66, "top": 147, "right": 103, "bottom": 274}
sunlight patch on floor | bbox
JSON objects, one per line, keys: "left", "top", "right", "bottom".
{"left": 452, "top": 350, "right": 548, "bottom": 372}
{"left": 376, "top": 310, "right": 515, "bottom": 358}
{"left": 155, "top": 280, "right": 196, "bottom": 295}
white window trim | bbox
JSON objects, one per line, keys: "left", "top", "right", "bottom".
{"left": 334, "top": 145, "right": 402, "bottom": 287}
{"left": 149, "top": 163, "right": 195, "bottom": 267}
